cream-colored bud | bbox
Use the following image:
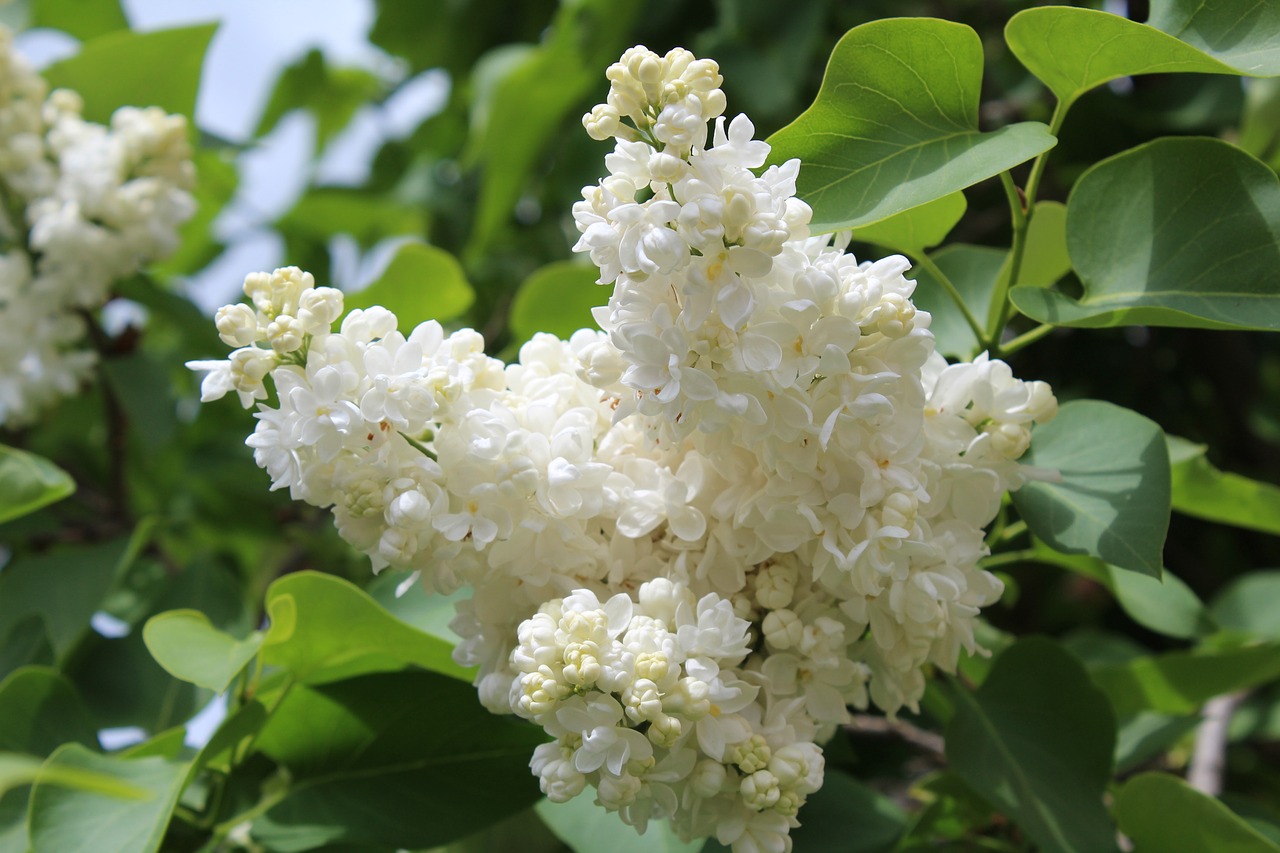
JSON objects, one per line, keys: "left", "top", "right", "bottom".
{"left": 762, "top": 608, "right": 804, "bottom": 650}
{"left": 215, "top": 303, "right": 262, "bottom": 347}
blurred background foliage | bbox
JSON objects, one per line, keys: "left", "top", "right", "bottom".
{"left": 1, "top": 0, "right": 1279, "bottom": 850}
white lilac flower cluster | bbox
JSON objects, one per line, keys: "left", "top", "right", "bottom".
{"left": 190, "top": 46, "right": 1056, "bottom": 853}
{"left": 0, "top": 26, "right": 195, "bottom": 427}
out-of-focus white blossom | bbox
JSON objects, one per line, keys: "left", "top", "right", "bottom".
{"left": 0, "top": 26, "right": 195, "bottom": 427}
{"left": 192, "top": 44, "right": 1057, "bottom": 853}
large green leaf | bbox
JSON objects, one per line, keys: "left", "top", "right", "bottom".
{"left": 536, "top": 796, "right": 702, "bottom": 853}
{"left": 1006, "top": 5, "right": 1280, "bottom": 115}
{"left": 1167, "top": 436, "right": 1280, "bottom": 535}
{"left": 909, "top": 245, "right": 1003, "bottom": 360}
{"left": 0, "top": 539, "right": 130, "bottom": 662}
{"left": 1012, "top": 201, "right": 1071, "bottom": 289}
{"left": 1013, "top": 400, "right": 1170, "bottom": 578}
{"left": 279, "top": 188, "right": 426, "bottom": 248}
{"left": 344, "top": 241, "right": 474, "bottom": 329}
{"left": 0, "top": 615, "right": 54, "bottom": 682}
{"left": 509, "top": 261, "right": 603, "bottom": 346}
{"left": 251, "top": 670, "right": 546, "bottom": 851}
{"left": 29, "top": 0, "right": 128, "bottom": 41}
{"left": 142, "top": 610, "right": 264, "bottom": 693}
{"left": 1012, "top": 138, "right": 1280, "bottom": 330}
{"left": 1149, "top": 0, "right": 1280, "bottom": 75}
{"left": 1117, "top": 772, "right": 1280, "bottom": 853}
{"left": 787, "top": 769, "right": 906, "bottom": 852}
{"left": 1211, "top": 572, "right": 1280, "bottom": 640}
{"left": 767, "top": 18, "right": 1056, "bottom": 232}
{"left": 946, "top": 637, "right": 1118, "bottom": 853}
{"left": 0, "top": 444, "right": 75, "bottom": 525}
{"left": 1092, "top": 642, "right": 1280, "bottom": 718}
{"left": 43, "top": 24, "right": 217, "bottom": 123}
{"left": 28, "top": 745, "right": 188, "bottom": 853}
{"left": 849, "top": 192, "right": 967, "bottom": 256}
{"left": 260, "top": 571, "right": 472, "bottom": 683}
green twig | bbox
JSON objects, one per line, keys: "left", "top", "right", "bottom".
{"left": 1001, "top": 323, "right": 1055, "bottom": 356}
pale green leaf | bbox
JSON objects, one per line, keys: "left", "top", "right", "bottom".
{"left": 1092, "top": 642, "right": 1280, "bottom": 717}
{"left": 28, "top": 745, "right": 188, "bottom": 853}
{"left": 767, "top": 18, "right": 1056, "bottom": 232}
{"left": 1013, "top": 400, "right": 1171, "bottom": 577}
{"left": 849, "top": 192, "right": 967, "bottom": 255}
{"left": 1117, "top": 773, "right": 1280, "bottom": 853}
{"left": 0, "top": 444, "right": 74, "bottom": 525}
{"left": 946, "top": 637, "right": 1118, "bottom": 853}
{"left": 508, "top": 261, "right": 603, "bottom": 346}
{"left": 1014, "top": 201, "right": 1070, "bottom": 288}
{"left": 43, "top": 24, "right": 217, "bottom": 123}
{"left": 260, "top": 571, "right": 472, "bottom": 683}
{"left": 1012, "top": 138, "right": 1280, "bottom": 330}
{"left": 1005, "top": 6, "right": 1277, "bottom": 113}
{"left": 1211, "top": 572, "right": 1280, "bottom": 640}
{"left": 344, "top": 241, "right": 474, "bottom": 328}
{"left": 1167, "top": 436, "right": 1280, "bottom": 535}
{"left": 142, "top": 610, "right": 264, "bottom": 693}
{"left": 537, "top": 797, "right": 703, "bottom": 853}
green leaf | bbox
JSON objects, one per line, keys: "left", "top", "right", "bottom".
{"left": 344, "top": 241, "right": 474, "bottom": 328}
{"left": 0, "top": 444, "right": 75, "bottom": 525}
{"left": 0, "top": 539, "right": 130, "bottom": 662}
{"left": 787, "top": 769, "right": 906, "bottom": 852}
{"left": 1012, "top": 138, "right": 1280, "bottom": 330}
{"left": 1114, "top": 712, "right": 1201, "bottom": 773}
{"left": 766, "top": 18, "right": 1056, "bottom": 232}
{"left": 1092, "top": 642, "right": 1280, "bottom": 717}
{"left": 0, "top": 752, "right": 147, "bottom": 800}
{"left": 43, "top": 24, "right": 217, "bottom": 123}
{"left": 0, "top": 615, "right": 54, "bottom": 681}
{"left": 909, "top": 245, "right": 1003, "bottom": 360}
{"left": 279, "top": 188, "right": 426, "bottom": 248}
{"left": 537, "top": 797, "right": 703, "bottom": 853}
{"left": 256, "top": 49, "right": 384, "bottom": 150}
{"left": 1021, "top": 540, "right": 1214, "bottom": 639}
{"left": 29, "top": 0, "right": 128, "bottom": 41}
{"left": 0, "top": 667, "right": 98, "bottom": 757}
{"left": 946, "top": 637, "right": 1117, "bottom": 853}
{"left": 1211, "top": 572, "right": 1280, "bottom": 640}
{"left": 1015, "top": 201, "right": 1071, "bottom": 288}
{"left": 28, "top": 745, "right": 188, "bottom": 853}
{"left": 849, "top": 192, "right": 967, "bottom": 255}
{"left": 68, "top": 633, "right": 205, "bottom": 733}
{"left": 1013, "top": 400, "right": 1171, "bottom": 578}
{"left": 1107, "top": 562, "right": 1215, "bottom": 640}
{"left": 1167, "top": 436, "right": 1280, "bottom": 535}
{"left": 1006, "top": 6, "right": 1279, "bottom": 115}
{"left": 1117, "top": 772, "right": 1280, "bottom": 853}
{"left": 1148, "top": 0, "right": 1280, "bottom": 75}
{"left": 509, "top": 261, "right": 603, "bottom": 346}
{"left": 142, "top": 610, "right": 264, "bottom": 693}
{"left": 251, "top": 670, "right": 546, "bottom": 851}
{"left": 465, "top": 0, "right": 642, "bottom": 257}
{"left": 260, "top": 571, "right": 472, "bottom": 683}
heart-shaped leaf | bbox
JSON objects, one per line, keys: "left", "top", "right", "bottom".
{"left": 142, "top": 610, "right": 264, "bottom": 693}
{"left": 260, "top": 571, "right": 472, "bottom": 683}
{"left": 345, "top": 241, "right": 475, "bottom": 329}
{"left": 1012, "top": 138, "right": 1280, "bottom": 330}
{"left": 849, "top": 192, "right": 967, "bottom": 256}
{"left": 1013, "top": 400, "right": 1171, "bottom": 577}
{"left": 768, "top": 18, "right": 1056, "bottom": 232}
